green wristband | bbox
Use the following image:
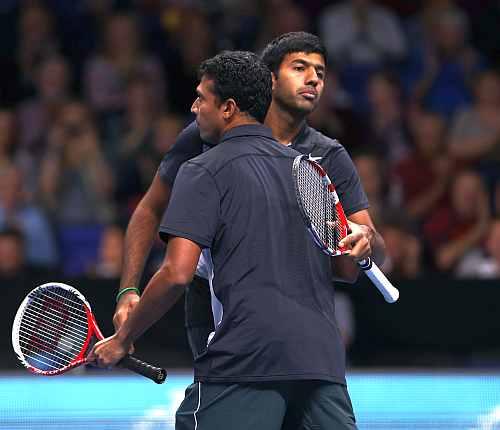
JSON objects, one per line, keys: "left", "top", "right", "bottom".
{"left": 116, "top": 287, "right": 140, "bottom": 303}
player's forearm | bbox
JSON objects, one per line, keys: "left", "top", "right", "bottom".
{"left": 119, "top": 204, "right": 162, "bottom": 292}
{"left": 116, "top": 266, "right": 188, "bottom": 345}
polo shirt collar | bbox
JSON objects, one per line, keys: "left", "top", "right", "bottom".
{"left": 220, "top": 124, "right": 274, "bottom": 143}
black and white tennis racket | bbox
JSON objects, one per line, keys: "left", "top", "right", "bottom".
{"left": 292, "top": 154, "right": 399, "bottom": 303}
{"left": 12, "top": 282, "right": 167, "bottom": 383}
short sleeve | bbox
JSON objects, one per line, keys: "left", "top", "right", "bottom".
{"left": 157, "top": 121, "right": 204, "bottom": 186}
{"left": 321, "top": 146, "right": 369, "bottom": 216}
{"left": 159, "top": 161, "right": 220, "bottom": 248}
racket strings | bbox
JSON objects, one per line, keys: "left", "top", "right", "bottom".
{"left": 17, "top": 286, "right": 89, "bottom": 371}
{"left": 296, "top": 161, "right": 338, "bottom": 250}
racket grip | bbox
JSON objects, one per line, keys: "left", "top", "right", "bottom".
{"left": 358, "top": 258, "right": 399, "bottom": 303}
{"left": 120, "top": 355, "right": 167, "bottom": 384}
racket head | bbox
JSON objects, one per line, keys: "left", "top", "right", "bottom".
{"left": 12, "top": 282, "right": 100, "bottom": 376}
{"left": 292, "top": 154, "right": 350, "bottom": 256}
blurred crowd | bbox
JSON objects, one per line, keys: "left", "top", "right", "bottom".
{"left": 1, "top": 0, "right": 500, "bottom": 282}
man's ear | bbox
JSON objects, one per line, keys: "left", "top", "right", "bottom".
{"left": 222, "top": 98, "right": 238, "bottom": 120}
{"left": 271, "top": 72, "right": 277, "bottom": 91}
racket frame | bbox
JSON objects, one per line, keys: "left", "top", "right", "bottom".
{"left": 12, "top": 282, "right": 101, "bottom": 376}
{"left": 292, "top": 154, "right": 350, "bottom": 256}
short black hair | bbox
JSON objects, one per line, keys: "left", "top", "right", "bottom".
{"left": 198, "top": 51, "right": 272, "bottom": 123}
{"left": 261, "top": 32, "right": 327, "bottom": 75}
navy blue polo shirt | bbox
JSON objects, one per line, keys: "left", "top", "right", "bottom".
{"left": 159, "top": 121, "right": 368, "bottom": 217}
{"left": 159, "top": 124, "right": 346, "bottom": 384}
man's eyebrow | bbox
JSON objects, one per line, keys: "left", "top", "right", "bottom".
{"left": 291, "top": 59, "right": 325, "bottom": 71}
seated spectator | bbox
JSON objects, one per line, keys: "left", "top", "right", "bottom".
{"left": 319, "top": 0, "right": 407, "bottom": 111}
{"left": 161, "top": 7, "right": 215, "bottom": 114}
{"left": 423, "top": 170, "right": 491, "bottom": 273}
{"left": 16, "top": 2, "right": 60, "bottom": 97}
{"left": 380, "top": 212, "right": 422, "bottom": 279}
{"left": 0, "top": 227, "right": 53, "bottom": 284}
{"left": 38, "top": 100, "right": 115, "bottom": 225}
{"left": 84, "top": 12, "right": 165, "bottom": 116}
{"left": 319, "top": 0, "right": 406, "bottom": 66}
{"left": 109, "top": 75, "right": 161, "bottom": 158}
{"left": 87, "top": 224, "right": 124, "bottom": 279}
{"left": 17, "top": 55, "right": 72, "bottom": 153}
{"left": 392, "top": 111, "right": 452, "bottom": 221}
{"left": 255, "top": 0, "right": 310, "bottom": 52}
{"left": 0, "top": 109, "right": 18, "bottom": 175}
{"left": 353, "top": 151, "right": 399, "bottom": 226}
{"left": 0, "top": 165, "right": 58, "bottom": 268}
{"left": 408, "top": 6, "right": 485, "bottom": 119}
{"left": 0, "top": 228, "right": 25, "bottom": 278}
{"left": 152, "top": 113, "right": 184, "bottom": 156}
{"left": 448, "top": 70, "right": 500, "bottom": 192}
{"left": 366, "top": 71, "right": 412, "bottom": 168}
{"left": 456, "top": 218, "right": 500, "bottom": 279}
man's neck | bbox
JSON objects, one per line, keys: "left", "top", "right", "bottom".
{"left": 265, "top": 101, "right": 306, "bottom": 146}
{"left": 221, "top": 117, "right": 261, "bottom": 137}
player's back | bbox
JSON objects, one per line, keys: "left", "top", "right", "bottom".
{"left": 162, "top": 124, "right": 346, "bottom": 384}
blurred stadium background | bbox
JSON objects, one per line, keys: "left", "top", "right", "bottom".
{"left": 2, "top": 0, "right": 500, "bottom": 428}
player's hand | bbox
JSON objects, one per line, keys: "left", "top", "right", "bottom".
{"left": 339, "top": 221, "right": 374, "bottom": 261}
{"left": 88, "top": 334, "right": 130, "bottom": 368}
{"left": 113, "top": 292, "right": 140, "bottom": 354}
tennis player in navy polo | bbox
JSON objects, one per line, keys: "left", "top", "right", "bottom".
{"left": 91, "top": 50, "right": 357, "bottom": 429}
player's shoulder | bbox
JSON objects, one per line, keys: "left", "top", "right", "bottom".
{"left": 294, "top": 125, "right": 346, "bottom": 158}
{"left": 182, "top": 140, "right": 226, "bottom": 174}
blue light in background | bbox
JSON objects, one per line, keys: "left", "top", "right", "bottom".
{"left": 1, "top": 371, "right": 499, "bottom": 429}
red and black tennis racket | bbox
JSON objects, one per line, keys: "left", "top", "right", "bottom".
{"left": 292, "top": 154, "right": 399, "bottom": 303}
{"left": 12, "top": 282, "right": 167, "bottom": 383}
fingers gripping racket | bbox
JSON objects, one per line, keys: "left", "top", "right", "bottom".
{"left": 292, "top": 154, "right": 399, "bottom": 303}
{"left": 12, "top": 282, "right": 167, "bottom": 383}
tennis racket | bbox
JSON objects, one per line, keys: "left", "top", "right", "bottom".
{"left": 12, "top": 282, "right": 167, "bottom": 383}
{"left": 292, "top": 154, "right": 399, "bottom": 303}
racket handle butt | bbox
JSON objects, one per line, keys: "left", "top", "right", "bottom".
{"left": 358, "top": 258, "right": 400, "bottom": 303}
{"left": 120, "top": 355, "right": 167, "bottom": 384}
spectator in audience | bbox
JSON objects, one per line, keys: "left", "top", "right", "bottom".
{"left": 87, "top": 224, "right": 125, "bottom": 279}
{"left": 84, "top": 12, "right": 165, "bottom": 116}
{"left": 0, "top": 110, "right": 18, "bottom": 175}
{"left": 423, "top": 170, "right": 491, "bottom": 273}
{"left": 448, "top": 70, "right": 500, "bottom": 163}
{"left": 456, "top": 218, "right": 500, "bottom": 279}
{"left": 380, "top": 212, "right": 422, "bottom": 279}
{"left": 152, "top": 113, "right": 184, "bottom": 156}
{"left": 319, "top": 0, "right": 406, "bottom": 66}
{"left": 16, "top": 2, "right": 60, "bottom": 97}
{"left": 116, "top": 75, "right": 161, "bottom": 155}
{"left": 17, "top": 55, "right": 72, "bottom": 153}
{"left": 112, "top": 77, "right": 167, "bottom": 218}
{"left": 161, "top": 7, "right": 215, "bottom": 113}
{"left": 319, "top": 0, "right": 406, "bottom": 111}
{"left": 409, "top": 6, "right": 484, "bottom": 119}
{"left": 38, "top": 101, "right": 115, "bottom": 225}
{"left": 393, "top": 111, "right": 452, "bottom": 222}
{"left": 366, "top": 71, "right": 412, "bottom": 168}
{"left": 0, "top": 165, "right": 58, "bottom": 268}
{"left": 353, "top": 151, "right": 399, "bottom": 226}
{"left": 0, "top": 228, "right": 26, "bottom": 278}
{"left": 255, "top": 0, "right": 310, "bottom": 51}
{"left": 448, "top": 69, "right": 500, "bottom": 194}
